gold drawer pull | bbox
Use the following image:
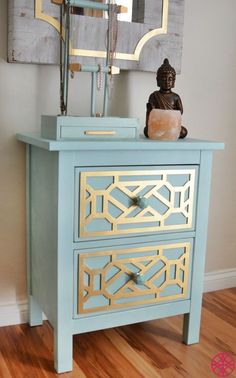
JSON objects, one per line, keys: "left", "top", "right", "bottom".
{"left": 84, "top": 131, "right": 117, "bottom": 136}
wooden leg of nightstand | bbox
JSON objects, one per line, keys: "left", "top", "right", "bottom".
{"left": 54, "top": 326, "right": 73, "bottom": 373}
{"left": 29, "top": 295, "right": 43, "bottom": 327}
{"left": 28, "top": 295, "right": 43, "bottom": 327}
{"left": 183, "top": 151, "right": 213, "bottom": 346}
{"left": 183, "top": 310, "right": 201, "bottom": 345}
{"left": 27, "top": 147, "right": 43, "bottom": 328}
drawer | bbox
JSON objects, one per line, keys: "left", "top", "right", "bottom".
{"left": 75, "top": 166, "right": 198, "bottom": 240}
{"left": 60, "top": 126, "right": 137, "bottom": 139}
{"left": 74, "top": 239, "right": 192, "bottom": 316}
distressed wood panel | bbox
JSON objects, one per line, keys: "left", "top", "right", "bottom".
{"left": 8, "top": 0, "right": 185, "bottom": 73}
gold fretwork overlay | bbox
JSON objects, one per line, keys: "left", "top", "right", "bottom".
{"left": 79, "top": 169, "right": 196, "bottom": 237}
{"left": 78, "top": 242, "right": 190, "bottom": 314}
{"left": 35, "top": 0, "right": 169, "bottom": 61}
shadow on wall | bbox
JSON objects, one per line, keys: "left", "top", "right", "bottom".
{"left": 108, "top": 72, "right": 130, "bottom": 118}
{"left": 0, "top": 0, "right": 7, "bottom": 60}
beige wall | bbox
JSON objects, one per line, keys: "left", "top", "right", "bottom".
{"left": 0, "top": 0, "right": 235, "bottom": 307}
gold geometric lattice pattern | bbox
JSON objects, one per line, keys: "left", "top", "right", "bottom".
{"left": 79, "top": 169, "right": 196, "bottom": 237}
{"left": 78, "top": 242, "right": 190, "bottom": 314}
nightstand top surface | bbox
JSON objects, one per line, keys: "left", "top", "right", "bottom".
{"left": 17, "top": 133, "right": 224, "bottom": 152}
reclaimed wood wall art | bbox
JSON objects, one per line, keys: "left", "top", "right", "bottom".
{"left": 8, "top": 0, "right": 185, "bottom": 73}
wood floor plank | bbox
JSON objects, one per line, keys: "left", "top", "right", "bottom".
{"left": 117, "top": 324, "right": 183, "bottom": 369}
{"left": 158, "top": 367, "right": 189, "bottom": 378}
{"left": 0, "top": 289, "right": 236, "bottom": 377}
{"left": 202, "top": 288, "right": 236, "bottom": 328}
{"left": 73, "top": 330, "right": 143, "bottom": 378}
{"left": 0, "top": 351, "right": 12, "bottom": 378}
{"left": 104, "top": 328, "right": 161, "bottom": 377}
{"left": 139, "top": 317, "right": 213, "bottom": 378}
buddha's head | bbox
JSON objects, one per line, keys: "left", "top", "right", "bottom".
{"left": 156, "top": 59, "right": 176, "bottom": 91}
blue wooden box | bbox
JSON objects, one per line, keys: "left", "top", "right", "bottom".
{"left": 41, "top": 115, "right": 140, "bottom": 140}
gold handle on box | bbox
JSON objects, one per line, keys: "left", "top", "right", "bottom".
{"left": 84, "top": 131, "right": 117, "bottom": 136}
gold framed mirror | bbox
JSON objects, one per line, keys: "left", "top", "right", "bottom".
{"left": 35, "top": 0, "right": 169, "bottom": 62}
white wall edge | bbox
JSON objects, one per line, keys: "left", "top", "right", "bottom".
{"left": 0, "top": 268, "right": 235, "bottom": 327}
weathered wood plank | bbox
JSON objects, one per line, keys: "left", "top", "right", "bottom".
{"left": 8, "top": 0, "right": 185, "bottom": 72}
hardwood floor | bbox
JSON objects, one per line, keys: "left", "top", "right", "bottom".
{"left": 0, "top": 288, "right": 235, "bottom": 377}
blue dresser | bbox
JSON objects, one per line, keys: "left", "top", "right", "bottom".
{"left": 17, "top": 134, "right": 223, "bottom": 373}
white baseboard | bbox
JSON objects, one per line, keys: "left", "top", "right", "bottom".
{"left": 0, "top": 268, "right": 235, "bottom": 327}
{"left": 0, "top": 300, "right": 28, "bottom": 327}
{"left": 204, "top": 268, "right": 236, "bottom": 293}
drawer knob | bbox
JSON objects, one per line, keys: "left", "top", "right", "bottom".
{"left": 132, "top": 272, "right": 145, "bottom": 285}
{"left": 134, "top": 196, "right": 149, "bottom": 209}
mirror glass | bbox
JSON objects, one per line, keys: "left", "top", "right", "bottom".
{"left": 71, "top": 0, "right": 133, "bottom": 22}
{"left": 71, "top": 1, "right": 159, "bottom": 25}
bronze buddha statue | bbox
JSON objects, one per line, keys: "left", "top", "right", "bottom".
{"left": 144, "top": 58, "right": 188, "bottom": 139}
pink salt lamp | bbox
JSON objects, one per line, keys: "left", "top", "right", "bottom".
{"left": 148, "top": 109, "right": 181, "bottom": 141}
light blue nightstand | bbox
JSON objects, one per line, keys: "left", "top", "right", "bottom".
{"left": 17, "top": 133, "right": 224, "bottom": 373}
